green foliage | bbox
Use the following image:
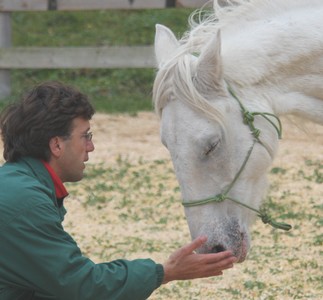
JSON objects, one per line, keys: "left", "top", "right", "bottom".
{"left": 12, "top": 10, "right": 193, "bottom": 47}
{"left": 243, "top": 280, "right": 266, "bottom": 290}
{"left": 270, "top": 166, "right": 286, "bottom": 175}
{"left": 299, "top": 159, "right": 323, "bottom": 183}
{"left": 1, "top": 9, "right": 195, "bottom": 113}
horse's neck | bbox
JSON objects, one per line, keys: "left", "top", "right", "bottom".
{"left": 222, "top": 6, "right": 323, "bottom": 84}
{"left": 222, "top": 5, "right": 323, "bottom": 124}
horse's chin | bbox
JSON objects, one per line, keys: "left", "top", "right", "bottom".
{"left": 235, "top": 237, "right": 248, "bottom": 263}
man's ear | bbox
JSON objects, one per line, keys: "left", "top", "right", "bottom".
{"left": 49, "top": 137, "right": 62, "bottom": 158}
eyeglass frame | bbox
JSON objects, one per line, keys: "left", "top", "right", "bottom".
{"left": 61, "top": 131, "right": 93, "bottom": 142}
{"left": 82, "top": 132, "right": 93, "bottom": 142}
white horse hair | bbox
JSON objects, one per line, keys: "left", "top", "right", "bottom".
{"left": 153, "top": 0, "right": 323, "bottom": 262}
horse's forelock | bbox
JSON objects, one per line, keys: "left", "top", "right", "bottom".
{"left": 153, "top": 47, "right": 225, "bottom": 125}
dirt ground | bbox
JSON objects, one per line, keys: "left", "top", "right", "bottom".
{"left": 89, "top": 112, "right": 170, "bottom": 164}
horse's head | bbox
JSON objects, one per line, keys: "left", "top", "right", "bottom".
{"left": 153, "top": 25, "right": 280, "bottom": 262}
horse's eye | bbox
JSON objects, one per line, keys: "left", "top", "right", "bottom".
{"left": 205, "top": 141, "right": 219, "bottom": 156}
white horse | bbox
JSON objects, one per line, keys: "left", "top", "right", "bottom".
{"left": 153, "top": 0, "right": 323, "bottom": 262}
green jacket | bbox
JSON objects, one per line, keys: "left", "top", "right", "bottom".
{"left": 0, "top": 157, "right": 164, "bottom": 299}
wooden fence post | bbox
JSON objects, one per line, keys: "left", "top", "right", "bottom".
{"left": 0, "top": 12, "right": 11, "bottom": 99}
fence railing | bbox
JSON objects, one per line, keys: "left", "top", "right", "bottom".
{"left": 0, "top": 0, "right": 211, "bottom": 98}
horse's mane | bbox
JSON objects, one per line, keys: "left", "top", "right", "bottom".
{"left": 153, "top": 0, "right": 323, "bottom": 119}
{"left": 191, "top": 0, "right": 321, "bottom": 33}
{"left": 184, "top": 0, "right": 323, "bottom": 46}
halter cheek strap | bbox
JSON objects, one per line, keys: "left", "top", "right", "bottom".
{"left": 182, "top": 83, "right": 292, "bottom": 231}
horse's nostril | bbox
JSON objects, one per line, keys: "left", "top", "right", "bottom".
{"left": 211, "top": 245, "right": 226, "bottom": 253}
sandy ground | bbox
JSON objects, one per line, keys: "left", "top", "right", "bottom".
{"left": 89, "top": 112, "right": 170, "bottom": 164}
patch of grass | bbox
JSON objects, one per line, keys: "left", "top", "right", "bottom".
{"left": 262, "top": 195, "right": 289, "bottom": 216}
{"left": 12, "top": 10, "right": 193, "bottom": 47}
{"left": 243, "top": 280, "right": 266, "bottom": 290}
{"left": 220, "top": 288, "right": 241, "bottom": 296}
{"left": 270, "top": 166, "right": 287, "bottom": 175}
{"left": 298, "top": 159, "right": 323, "bottom": 183}
{"left": 313, "top": 234, "right": 323, "bottom": 246}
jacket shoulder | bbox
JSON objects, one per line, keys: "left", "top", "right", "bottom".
{"left": 0, "top": 159, "right": 57, "bottom": 227}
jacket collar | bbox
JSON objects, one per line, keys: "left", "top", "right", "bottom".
{"left": 41, "top": 160, "right": 68, "bottom": 200}
{"left": 19, "top": 157, "right": 69, "bottom": 201}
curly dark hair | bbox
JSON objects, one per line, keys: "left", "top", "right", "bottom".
{"left": 0, "top": 81, "right": 95, "bottom": 162}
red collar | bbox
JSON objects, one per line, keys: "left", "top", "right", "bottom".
{"left": 41, "top": 160, "right": 69, "bottom": 199}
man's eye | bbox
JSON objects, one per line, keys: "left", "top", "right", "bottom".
{"left": 83, "top": 132, "right": 93, "bottom": 141}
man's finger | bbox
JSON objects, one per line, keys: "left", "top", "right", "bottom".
{"left": 202, "top": 251, "right": 237, "bottom": 264}
{"left": 180, "top": 236, "right": 208, "bottom": 255}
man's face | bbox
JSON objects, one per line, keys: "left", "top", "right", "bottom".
{"left": 51, "top": 117, "right": 95, "bottom": 182}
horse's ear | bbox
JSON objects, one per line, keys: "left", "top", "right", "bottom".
{"left": 196, "top": 30, "right": 222, "bottom": 87}
{"left": 154, "top": 24, "right": 179, "bottom": 67}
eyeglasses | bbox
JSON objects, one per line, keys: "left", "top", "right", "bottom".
{"left": 82, "top": 132, "right": 93, "bottom": 141}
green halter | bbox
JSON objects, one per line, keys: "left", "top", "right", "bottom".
{"left": 182, "top": 83, "right": 292, "bottom": 231}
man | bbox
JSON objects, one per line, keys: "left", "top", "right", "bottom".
{"left": 0, "top": 81, "right": 236, "bottom": 299}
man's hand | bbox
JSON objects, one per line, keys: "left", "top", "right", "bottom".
{"left": 162, "top": 236, "right": 237, "bottom": 284}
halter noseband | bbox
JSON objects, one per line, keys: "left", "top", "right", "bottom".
{"left": 182, "top": 82, "right": 292, "bottom": 231}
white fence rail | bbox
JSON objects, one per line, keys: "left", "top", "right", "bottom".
{"left": 0, "top": 46, "right": 155, "bottom": 69}
{"left": 0, "top": 0, "right": 211, "bottom": 97}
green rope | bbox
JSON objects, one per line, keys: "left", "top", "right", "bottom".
{"left": 182, "top": 194, "right": 292, "bottom": 231}
{"left": 182, "top": 82, "right": 292, "bottom": 231}
{"left": 227, "top": 83, "right": 282, "bottom": 141}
